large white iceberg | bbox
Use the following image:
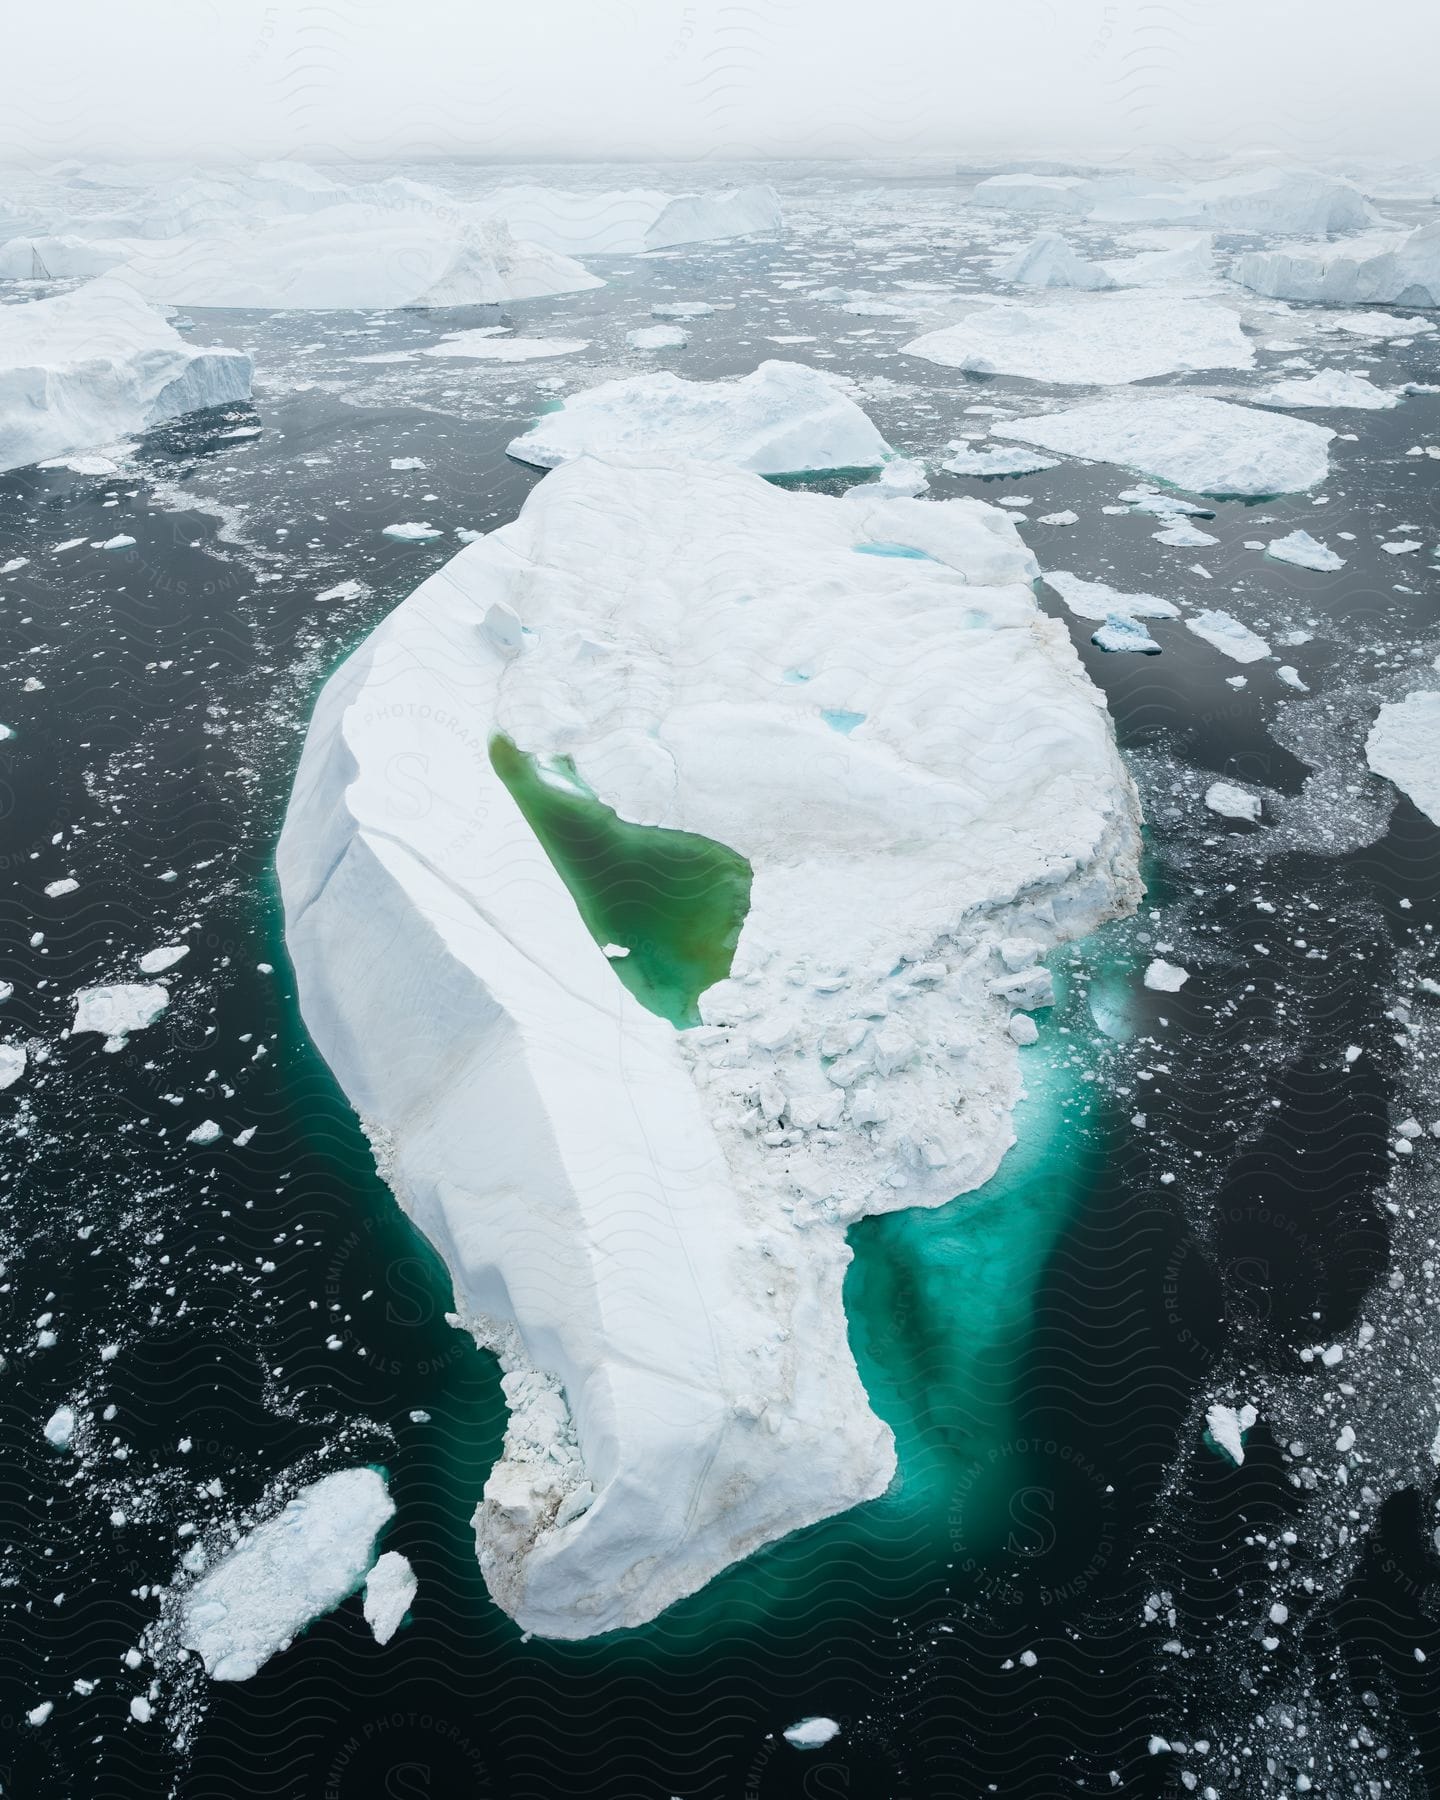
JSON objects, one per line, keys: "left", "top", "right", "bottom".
{"left": 506, "top": 360, "right": 893, "bottom": 474}
{"left": 277, "top": 456, "right": 1143, "bottom": 1638}
{"left": 1366, "top": 691, "right": 1440, "bottom": 823}
{"left": 176, "top": 1468, "right": 394, "bottom": 1681}
{"left": 0, "top": 279, "right": 251, "bottom": 474}
{"left": 1234, "top": 222, "right": 1440, "bottom": 308}
{"left": 972, "top": 175, "right": 1095, "bottom": 215}
{"left": 975, "top": 167, "right": 1375, "bottom": 236}
{"left": 115, "top": 204, "right": 601, "bottom": 310}
{"left": 902, "top": 293, "right": 1254, "bottom": 387}
{"left": 997, "top": 233, "right": 1115, "bottom": 291}
{"left": 475, "top": 183, "right": 781, "bottom": 256}
{"left": 994, "top": 395, "right": 1333, "bottom": 496}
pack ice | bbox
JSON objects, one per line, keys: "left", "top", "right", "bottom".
{"left": 506, "top": 361, "right": 893, "bottom": 475}
{"left": 278, "top": 456, "right": 1143, "bottom": 1638}
{"left": 0, "top": 279, "right": 251, "bottom": 474}
{"left": 903, "top": 293, "right": 1253, "bottom": 387}
{"left": 116, "top": 205, "right": 600, "bottom": 310}
{"left": 1234, "top": 222, "right": 1440, "bottom": 308}
{"left": 994, "top": 395, "right": 1333, "bottom": 496}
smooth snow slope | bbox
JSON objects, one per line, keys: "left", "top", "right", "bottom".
{"left": 278, "top": 458, "right": 1142, "bottom": 1638}
{"left": 0, "top": 278, "right": 252, "bottom": 473}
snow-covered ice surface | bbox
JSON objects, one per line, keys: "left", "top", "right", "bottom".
{"left": 506, "top": 360, "right": 894, "bottom": 474}
{"left": 362, "top": 1550, "right": 417, "bottom": 1646}
{"left": 995, "top": 395, "right": 1334, "bottom": 496}
{"left": 1366, "top": 691, "right": 1440, "bottom": 824}
{"left": 279, "top": 455, "right": 1142, "bottom": 1636}
{"left": 0, "top": 278, "right": 251, "bottom": 473}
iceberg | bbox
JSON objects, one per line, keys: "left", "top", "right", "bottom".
{"left": 115, "top": 205, "right": 601, "bottom": 310}
{"left": 903, "top": 293, "right": 1254, "bottom": 387}
{"left": 1092, "top": 615, "right": 1161, "bottom": 654}
{"left": 1206, "top": 1401, "right": 1258, "bottom": 1466}
{"left": 1366, "top": 691, "right": 1440, "bottom": 823}
{"left": 940, "top": 444, "right": 1061, "bottom": 477}
{"left": 994, "top": 395, "right": 1333, "bottom": 496}
{"left": 363, "top": 1550, "right": 417, "bottom": 1646}
{"left": 1234, "top": 221, "right": 1440, "bottom": 308}
{"left": 972, "top": 175, "right": 1094, "bottom": 215}
{"left": 1043, "top": 571, "right": 1179, "bottom": 622}
{"left": 1185, "top": 609, "right": 1271, "bottom": 664}
{"left": 998, "top": 233, "right": 1115, "bottom": 291}
{"left": 506, "top": 361, "right": 893, "bottom": 476}
{"left": 1101, "top": 235, "right": 1215, "bottom": 287}
{"left": 0, "top": 279, "right": 251, "bottom": 475}
{"left": 421, "top": 331, "right": 589, "bottom": 362}
{"left": 1257, "top": 369, "right": 1397, "bottom": 410}
{"left": 976, "top": 168, "right": 1374, "bottom": 235}
{"left": 474, "top": 183, "right": 781, "bottom": 257}
{"left": 277, "top": 456, "right": 1143, "bottom": 1638}
{"left": 1205, "top": 781, "right": 1263, "bottom": 822}
{"left": 176, "top": 1468, "right": 394, "bottom": 1681}
{"left": 0, "top": 234, "right": 138, "bottom": 279}
{"left": 70, "top": 982, "right": 170, "bottom": 1050}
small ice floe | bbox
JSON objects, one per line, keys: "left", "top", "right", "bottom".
{"left": 1008, "top": 1013, "right": 1039, "bottom": 1045}
{"left": 1205, "top": 781, "right": 1262, "bottom": 822}
{"left": 627, "top": 325, "right": 688, "bottom": 350}
{"left": 651, "top": 300, "right": 713, "bottom": 319}
{"left": 0, "top": 1043, "right": 26, "bottom": 1090}
{"left": 315, "top": 578, "right": 369, "bottom": 605}
{"left": 1277, "top": 665, "right": 1309, "bottom": 692}
{"left": 187, "top": 1120, "right": 222, "bottom": 1146}
{"left": 1366, "top": 690, "right": 1440, "bottom": 824}
{"left": 1184, "top": 609, "right": 1270, "bottom": 664}
{"left": 1144, "top": 959, "right": 1189, "bottom": 991}
{"left": 940, "top": 443, "right": 1060, "bottom": 477}
{"left": 363, "top": 1550, "right": 417, "bottom": 1645}
{"left": 176, "top": 1467, "right": 395, "bottom": 1681}
{"left": 1258, "top": 369, "right": 1398, "bottom": 410}
{"left": 44, "top": 877, "right": 78, "bottom": 898}
{"left": 1266, "top": 529, "right": 1344, "bottom": 573}
{"left": 1152, "top": 521, "right": 1219, "bottom": 548}
{"left": 1037, "top": 509, "right": 1078, "bottom": 525}
{"left": 382, "top": 522, "right": 442, "bottom": 541}
{"left": 139, "top": 944, "right": 188, "bottom": 975}
{"left": 1382, "top": 540, "right": 1421, "bottom": 555}
{"left": 601, "top": 943, "right": 631, "bottom": 959}
{"left": 71, "top": 983, "right": 169, "bottom": 1051}
{"left": 97, "top": 535, "right": 135, "bottom": 550}
{"left": 390, "top": 457, "right": 427, "bottom": 470}
{"left": 1044, "top": 570, "right": 1178, "bottom": 623}
{"left": 1205, "top": 1401, "right": 1258, "bottom": 1466}
{"left": 998, "top": 231, "right": 1116, "bottom": 291}
{"left": 423, "top": 331, "right": 588, "bottom": 361}
{"left": 784, "top": 1717, "right": 841, "bottom": 1751}
{"left": 1092, "top": 614, "right": 1160, "bottom": 654}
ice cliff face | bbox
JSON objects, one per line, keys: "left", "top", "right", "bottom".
{"left": 1234, "top": 221, "right": 1440, "bottom": 309}
{"left": 277, "top": 458, "right": 1143, "bottom": 1638}
{"left": 0, "top": 277, "right": 252, "bottom": 474}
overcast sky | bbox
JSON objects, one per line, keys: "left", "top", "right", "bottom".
{"left": 3, "top": 0, "right": 1436, "bottom": 168}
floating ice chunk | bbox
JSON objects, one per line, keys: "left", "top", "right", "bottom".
{"left": 1152, "top": 521, "right": 1218, "bottom": 548}
{"left": 784, "top": 1717, "right": 842, "bottom": 1750}
{"left": 277, "top": 456, "right": 1140, "bottom": 1639}
{"left": 1008, "top": 1012, "right": 1039, "bottom": 1046}
{"left": 383, "top": 522, "right": 443, "bottom": 541}
{"left": 1185, "top": 609, "right": 1271, "bottom": 663}
{"left": 996, "top": 395, "right": 1332, "bottom": 496}
{"left": 1092, "top": 614, "right": 1161, "bottom": 654}
{"left": 117, "top": 206, "right": 601, "bottom": 310}
{"left": 422, "top": 331, "right": 588, "bottom": 362}
{"left": 1327, "top": 310, "right": 1436, "bottom": 339}
{"left": 43, "top": 1405, "right": 76, "bottom": 1449}
{"left": 475, "top": 184, "right": 779, "bottom": 256}
{"left": 1185, "top": 167, "right": 1375, "bottom": 235}
{"left": 363, "top": 1550, "right": 417, "bottom": 1646}
{"left": 97, "top": 534, "right": 135, "bottom": 550}
{"left": 187, "top": 1119, "right": 222, "bottom": 1146}
{"left": 903, "top": 293, "right": 1253, "bottom": 387}
{"left": 26, "top": 1702, "right": 53, "bottom": 1727}
{"left": 1266, "top": 529, "right": 1345, "bottom": 572}
{"left": 71, "top": 982, "right": 169, "bottom": 1050}
{"left": 940, "top": 444, "right": 1061, "bottom": 477}
{"left": 1037, "top": 510, "right": 1078, "bottom": 526}
{"left": 1276, "top": 665, "right": 1309, "bottom": 692}
{"left": 627, "top": 325, "right": 688, "bottom": 351}
{"left": 1366, "top": 690, "right": 1440, "bottom": 823}
{"left": 1102, "top": 235, "right": 1215, "bottom": 287}
{"left": 1206, "top": 1401, "right": 1258, "bottom": 1467}
{"left": 177, "top": 1468, "right": 394, "bottom": 1681}
{"left": 315, "top": 578, "right": 369, "bottom": 605}
{"left": 844, "top": 457, "right": 929, "bottom": 498}
{"left": 1234, "top": 221, "right": 1440, "bottom": 308}
{"left": 1205, "top": 782, "right": 1262, "bottom": 822}
{"left": 1144, "top": 959, "right": 1189, "bottom": 991}
{"left": 44, "top": 877, "right": 78, "bottom": 897}
{"left": 139, "top": 944, "right": 188, "bottom": 974}
{"left": 1043, "top": 571, "right": 1179, "bottom": 622}
{"left": 0, "top": 1043, "right": 25, "bottom": 1090}
{"left": 506, "top": 361, "right": 893, "bottom": 476}
{"left": 0, "top": 278, "right": 251, "bottom": 475}
{"left": 1258, "top": 369, "right": 1397, "bottom": 410}
{"left": 390, "top": 457, "right": 427, "bottom": 470}
{"left": 644, "top": 186, "right": 781, "bottom": 250}
{"left": 651, "top": 300, "right": 714, "bottom": 320}
{"left": 998, "top": 232, "right": 1115, "bottom": 291}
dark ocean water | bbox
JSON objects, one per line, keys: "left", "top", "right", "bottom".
{"left": 1, "top": 172, "right": 1439, "bottom": 1798}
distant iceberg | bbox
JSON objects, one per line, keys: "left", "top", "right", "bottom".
{"left": 997, "top": 232, "right": 1116, "bottom": 291}
{"left": 1234, "top": 221, "right": 1440, "bottom": 308}
{"left": 474, "top": 183, "right": 781, "bottom": 256}
{"left": 0, "top": 279, "right": 251, "bottom": 474}
{"left": 976, "top": 166, "right": 1377, "bottom": 237}
{"left": 278, "top": 456, "right": 1142, "bottom": 1638}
